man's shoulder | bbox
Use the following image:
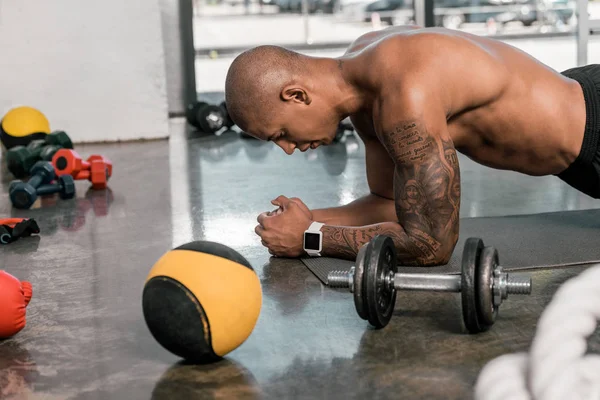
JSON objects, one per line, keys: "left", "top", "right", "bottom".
{"left": 345, "top": 25, "right": 420, "bottom": 52}
{"left": 357, "top": 41, "right": 431, "bottom": 98}
{"left": 351, "top": 30, "right": 447, "bottom": 76}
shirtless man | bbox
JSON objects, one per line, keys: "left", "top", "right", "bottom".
{"left": 224, "top": 26, "right": 599, "bottom": 265}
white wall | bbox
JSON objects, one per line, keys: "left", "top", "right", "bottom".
{"left": 0, "top": 0, "right": 170, "bottom": 143}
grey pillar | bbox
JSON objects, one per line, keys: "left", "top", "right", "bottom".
{"left": 413, "top": 0, "right": 434, "bottom": 27}
{"left": 576, "top": 0, "right": 589, "bottom": 66}
{"left": 160, "top": 0, "right": 197, "bottom": 117}
{"left": 414, "top": 0, "right": 426, "bottom": 26}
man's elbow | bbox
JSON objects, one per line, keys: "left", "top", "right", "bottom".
{"left": 381, "top": 223, "right": 458, "bottom": 266}
{"left": 411, "top": 236, "right": 457, "bottom": 267}
{"left": 434, "top": 236, "right": 458, "bottom": 265}
{"left": 434, "top": 247, "right": 454, "bottom": 265}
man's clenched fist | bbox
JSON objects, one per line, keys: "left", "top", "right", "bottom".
{"left": 255, "top": 195, "right": 313, "bottom": 257}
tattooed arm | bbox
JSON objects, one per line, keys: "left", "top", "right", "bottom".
{"left": 310, "top": 113, "right": 397, "bottom": 227}
{"left": 319, "top": 96, "right": 460, "bottom": 265}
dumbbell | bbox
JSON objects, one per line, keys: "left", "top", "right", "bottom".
{"left": 9, "top": 162, "right": 76, "bottom": 209}
{"left": 7, "top": 140, "right": 57, "bottom": 178}
{"left": 186, "top": 101, "right": 226, "bottom": 134}
{"left": 333, "top": 117, "right": 354, "bottom": 143}
{"left": 327, "top": 235, "right": 532, "bottom": 333}
{"left": 52, "top": 149, "right": 112, "bottom": 190}
{"left": 45, "top": 130, "right": 73, "bottom": 149}
{"left": 6, "top": 131, "right": 73, "bottom": 178}
{"left": 219, "top": 101, "right": 236, "bottom": 130}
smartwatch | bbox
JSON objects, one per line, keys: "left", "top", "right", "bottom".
{"left": 303, "top": 221, "right": 324, "bottom": 257}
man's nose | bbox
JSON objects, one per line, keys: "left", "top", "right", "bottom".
{"left": 277, "top": 141, "right": 295, "bottom": 155}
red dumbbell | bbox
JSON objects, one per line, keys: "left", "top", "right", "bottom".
{"left": 52, "top": 149, "right": 113, "bottom": 190}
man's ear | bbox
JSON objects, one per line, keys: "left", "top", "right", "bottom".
{"left": 281, "top": 86, "right": 311, "bottom": 105}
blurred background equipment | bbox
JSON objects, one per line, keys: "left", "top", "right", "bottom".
{"left": 192, "top": 0, "right": 599, "bottom": 96}
{"left": 0, "top": 106, "right": 51, "bottom": 150}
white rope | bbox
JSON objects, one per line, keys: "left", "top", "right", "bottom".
{"left": 474, "top": 264, "right": 600, "bottom": 400}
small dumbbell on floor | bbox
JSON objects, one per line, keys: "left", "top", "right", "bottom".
{"left": 186, "top": 101, "right": 227, "bottom": 134}
{"left": 219, "top": 101, "right": 236, "bottom": 130}
{"left": 327, "top": 235, "right": 533, "bottom": 333}
{"left": 333, "top": 117, "right": 355, "bottom": 143}
{"left": 6, "top": 131, "right": 73, "bottom": 178}
{"left": 52, "top": 149, "right": 112, "bottom": 190}
{"left": 9, "top": 161, "right": 76, "bottom": 209}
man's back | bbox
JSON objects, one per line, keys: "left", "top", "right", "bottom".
{"left": 226, "top": 27, "right": 600, "bottom": 263}
{"left": 344, "top": 27, "right": 586, "bottom": 176}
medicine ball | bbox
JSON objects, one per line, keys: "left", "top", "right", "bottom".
{"left": 142, "top": 241, "right": 262, "bottom": 363}
{"left": 0, "top": 106, "right": 51, "bottom": 150}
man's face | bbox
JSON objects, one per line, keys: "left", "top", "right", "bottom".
{"left": 245, "top": 102, "right": 341, "bottom": 154}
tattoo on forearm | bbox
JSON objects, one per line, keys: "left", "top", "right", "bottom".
{"left": 386, "top": 120, "right": 461, "bottom": 265}
{"left": 319, "top": 120, "right": 460, "bottom": 265}
{"left": 322, "top": 224, "right": 385, "bottom": 259}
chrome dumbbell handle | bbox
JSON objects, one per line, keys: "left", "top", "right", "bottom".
{"left": 329, "top": 268, "right": 532, "bottom": 308}
{"left": 392, "top": 273, "right": 462, "bottom": 292}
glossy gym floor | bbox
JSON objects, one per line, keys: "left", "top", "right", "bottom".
{"left": 1, "top": 113, "right": 599, "bottom": 399}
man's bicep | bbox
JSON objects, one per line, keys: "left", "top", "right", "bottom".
{"left": 384, "top": 118, "right": 461, "bottom": 263}
{"left": 350, "top": 113, "right": 395, "bottom": 199}
{"left": 364, "top": 138, "right": 395, "bottom": 199}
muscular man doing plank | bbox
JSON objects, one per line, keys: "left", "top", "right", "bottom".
{"left": 224, "top": 26, "right": 598, "bottom": 265}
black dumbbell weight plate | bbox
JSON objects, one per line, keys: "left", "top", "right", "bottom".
{"left": 364, "top": 235, "right": 397, "bottom": 329}
{"left": 198, "top": 104, "right": 225, "bottom": 133}
{"left": 219, "top": 101, "right": 235, "bottom": 129}
{"left": 353, "top": 242, "right": 369, "bottom": 320}
{"left": 333, "top": 117, "right": 353, "bottom": 142}
{"left": 39, "top": 145, "right": 60, "bottom": 161}
{"left": 23, "top": 140, "right": 48, "bottom": 171}
{"left": 477, "top": 246, "right": 499, "bottom": 328}
{"left": 6, "top": 146, "right": 30, "bottom": 178}
{"left": 26, "top": 139, "right": 46, "bottom": 152}
{"left": 30, "top": 162, "right": 56, "bottom": 184}
{"left": 333, "top": 126, "right": 345, "bottom": 143}
{"left": 186, "top": 102, "right": 203, "bottom": 127}
{"left": 186, "top": 102, "right": 208, "bottom": 130}
{"left": 461, "top": 237, "right": 485, "bottom": 334}
{"left": 58, "top": 175, "right": 76, "bottom": 199}
{"left": 48, "top": 131, "right": 73, "bottom": 149}
{"left": 10, "top": 182, "right": 37, "bottom": 209}
{"left": 186, "top": 102, "right": 224, "bottom": 133}
{"left": 8, "top": 180, "right": 19, "bottom": 195}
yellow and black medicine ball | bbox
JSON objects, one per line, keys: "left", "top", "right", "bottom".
{"left": 142, "top": 241, "right": 262, "bottom": 363}
{"left": 0, "top": 106, "right": 51, "bottom": 150}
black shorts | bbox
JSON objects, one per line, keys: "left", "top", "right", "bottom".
{"left": 557, "top": 64, "right": 600, "bottom": 199}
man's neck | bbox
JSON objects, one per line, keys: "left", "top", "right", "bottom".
{"left": 313, "top": 57, "right": 374, "bottom": 119}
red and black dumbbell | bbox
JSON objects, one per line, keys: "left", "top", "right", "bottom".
{"left": 51, "top": 149, "right": 112, "bottom": 190}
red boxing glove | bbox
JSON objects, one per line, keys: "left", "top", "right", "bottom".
{"left": 0, "top": 271, "right": 33, "bottom": 339}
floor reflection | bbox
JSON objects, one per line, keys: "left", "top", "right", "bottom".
{"left": 0, "top": 341, "right": 38, "bottom": 399}
{"left": 0, "top": 117, "right": 597, "bottom": 400}
{"left": 151, "top": 358, "right": 261, "bottom": 400}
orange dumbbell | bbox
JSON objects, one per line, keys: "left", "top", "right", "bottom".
{"left": 52, "top": 149, "right": 113, "bottom": 190}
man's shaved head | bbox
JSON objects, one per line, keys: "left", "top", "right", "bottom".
{"left": 224, "top": 44, "right": 348, "bottom": 154}
{"left": 225, "top": 45, "right": 303, "bottom": 132}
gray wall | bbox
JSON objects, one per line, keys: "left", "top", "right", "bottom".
{"left": 0, "top": 0, "right": 173, "bottom": 143}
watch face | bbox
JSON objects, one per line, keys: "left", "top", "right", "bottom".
{"left": 304, "top": 232, "right": 321, "bottom": 251}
